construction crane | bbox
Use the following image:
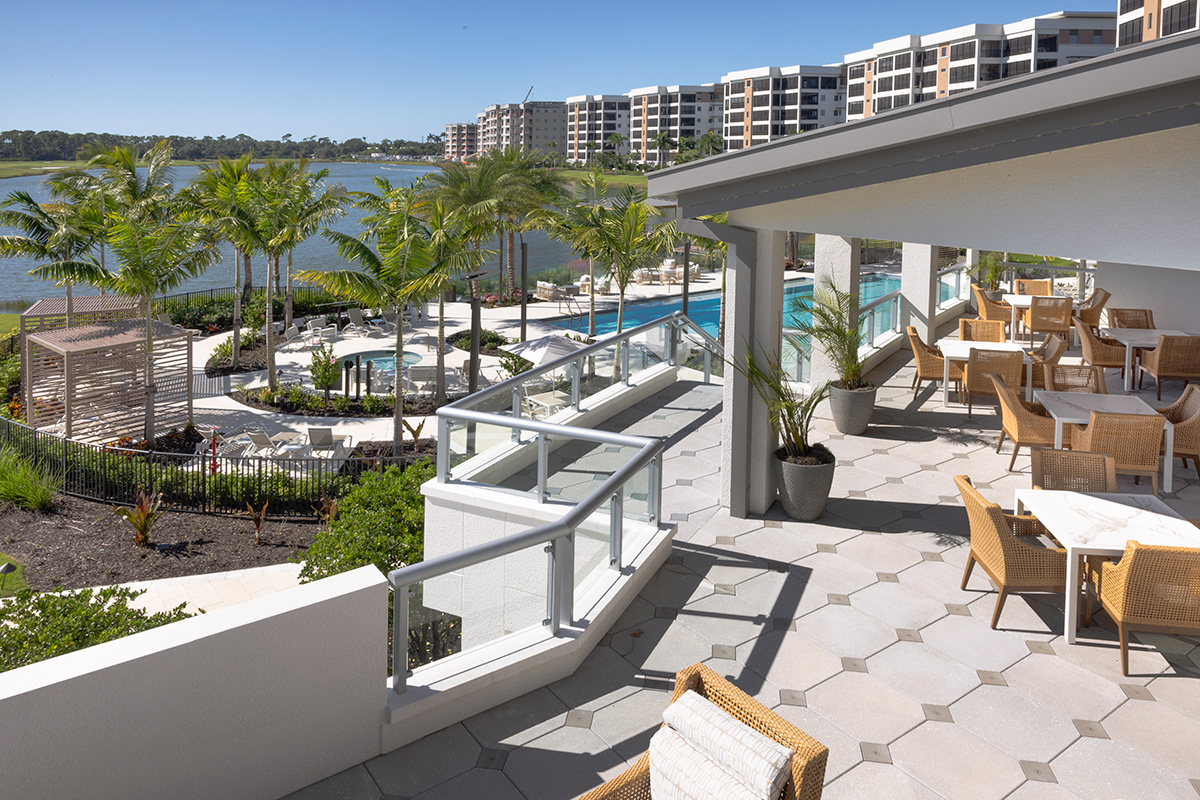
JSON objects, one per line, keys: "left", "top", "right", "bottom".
{"left": 523, "top": 86, "right": 533, "bottom": 103}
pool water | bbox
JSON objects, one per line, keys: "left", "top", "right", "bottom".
{"left": 549, "top": 274, "right": 909, "bottom": 337}
{"left": 342, "top": 350, "right": 422, "bottom": 372}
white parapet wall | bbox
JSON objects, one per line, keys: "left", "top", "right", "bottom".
{"left": 0, "top": 566, "right": 389, "bottom": 800}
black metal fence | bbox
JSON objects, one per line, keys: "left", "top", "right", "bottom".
{"left": 0, "top": 416, "right": 413, "bottom": 518}
{"left": 0, "top": 333, "right": 17, "bottom": 359}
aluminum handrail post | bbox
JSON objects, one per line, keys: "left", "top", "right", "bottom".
{"left": 571, "top": 358, "right": 580, "bottom": 410}
{"left": 867, "top": 309, "right": 876, "bottom": 348}
{"left": 544, "top": 540, "right": 559, "bottom": 635}
{"left": 392, "top": 582, "right": 410, "bottom": 695}
{"left": 667, "top": 322, "right": 678, "bottom": 367}
{"left": 555, "top": 530, "right": 574, "bottom": 629}
{"left": 609, "top": 492, "right": 623, "bottom": 570}
{"left": 648, "top": 454, "right": 661, "bottom": 524}
{"left": 511, "top": 387, "right": 522, "bottom": 442}
{"left": 892, "top": 295, "right": 900, "bottom": 333}
{"left": 437, "top": 416, "right": 450, "bottom": 482}
{"left": 622, "top": 341, "right": 630, "bottom": 386}
{"left": 537, "top": 432, "right": 549, "bottom": 503}
{"left": 703, "top": 348, "right": 711, "bottom": 384}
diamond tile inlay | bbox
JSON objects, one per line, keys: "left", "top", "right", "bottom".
{"left": 896, "top": 628, "right": 923, "bottom": 643}
{"left": 1074, "top": 719, "right": 1109, "bottom": 739}
{"left": 860, "top": 742, "right": 892, "bottom": 764}
{"left": 779, "top": 689, "right": 807, "bottom": 707}
{"left": 1121, "top": 684, "right": 1156, "bottom": 701}
{"left": 564, "top": 710, "right": 593, "bottom": 729}
{"left": 1020, "top": 760, "right": 1057, "bottom": 783}
{"left": 842, "top": 657, "right": 869, "bottom": 673}
{"left": 978, "top": 670, "right": 1008, "bottom": 687}
{"left": 946, "top": 603, "right": 972, "bottom": 616}
{"left": 1027, "top": 640, "right": 1055, "bottom": 656}
{"left": 923, "top": 704, "right": 953, "bottom": 722}
{"left": 476, "top": 748, "right": 508, "bottom": 770}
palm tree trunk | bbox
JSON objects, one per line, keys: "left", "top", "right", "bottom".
{"left": 506, "top": 229, "right": 516, "bottom": 297}
{"left": 265, "top": 256, "right": 277, "bottom": 391}
{"left": 232, "top": 246, "right": 242, "bottom": 369}
{"left": 144, "top": 303, "right": 156, "bottom": 443}
{"left": 285, "top": 248, "right": 294, "bottom": 330}
{"left": 65, "top": 281, "right": 73, "bottom": 328}
{"left": 436, "top": 295, "right": 446, "bottom": 403}
{"left": 242, "top": 251, "right": 253, "bottom": 305}
{"left": 393, "top": 315, "right": 405, "bottom": 457}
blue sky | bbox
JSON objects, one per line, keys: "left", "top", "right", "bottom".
{"left": 4, "top": 0, "right": 1101, "bottom": 143}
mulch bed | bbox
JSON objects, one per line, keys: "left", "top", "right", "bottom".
{"left": 229, "top": 389, "right": 470, "bottom": 417}
{"left": 0, "top": 494, "right": 318, "bottom": 592}
{"left": 204, "top": 340, "right": 270, "bottom": 377}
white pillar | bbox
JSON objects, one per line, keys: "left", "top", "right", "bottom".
{"left": 964, "top": 248, "right": 980, "bottom": 311}
{"left": 811, "top": 235, "right": 860, "bottom": 387}
{"left": 901, "top": 243, "right": 939, "bottom": 342}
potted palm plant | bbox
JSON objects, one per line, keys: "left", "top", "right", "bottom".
{"left": 795, "top": 278, "right": 876, "bottom": 435}
{"left": 971, "top": 251, "right": 1007, "bottom": 301}
{"left": 734, "top": 348, "right": 834, "bottom": 521}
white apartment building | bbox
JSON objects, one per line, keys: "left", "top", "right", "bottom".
{"left": 626, "top": 84, "right": 724, "bottom": 166}
{"left": 1117, "top": 0, "right": 1198, "bottom": 46}
{"left": 844, "top": 12, "right": 1117, "bottom": 120}
{"left": 474, "top": 101, "right": 567, "bottom": 155}
{"left": 565, "top": 95, "right": 631, "bottom": 164}
{"left": 443, "top": 123, "right": 477, "bottom": 161}
{"left": 719, "top": 65, "right": 846, "bottom": 152}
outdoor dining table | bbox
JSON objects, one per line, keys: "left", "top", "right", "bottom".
{"left": 937, "top": 339, "right": 1033, "bottom": 407}
{"left": 1002, "top": 293, "right": 1077, "bottom": 344}
{"left": 1099, "top": 328, "right": 1198, "bottom": 392}
{"left": 525, "top": 390, "right": 571, "bottom": 418}
{"left": 1032, "top": 389, "right": 1175, "bottom": 493}
{"left": 1015, "top": 489, "right": 1200, "bottom": 644}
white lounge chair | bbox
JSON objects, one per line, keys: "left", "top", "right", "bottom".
{"left": 344, "top": 308, "right": 386, "bottom": 338}
{"left": 277, "top": 326, "right": 304, "bottom": 350}
{"left": 308, "top": 427, "right": 351, "bottom": 458}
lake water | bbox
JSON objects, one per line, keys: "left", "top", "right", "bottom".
{"left": 0, "top": 162, "right": 578, "bottom": 308}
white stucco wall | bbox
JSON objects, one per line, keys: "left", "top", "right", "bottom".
{"left": 1094, "top": 262, "right": 1200, "bottom": 331}
{"left": 0, "top": 566, "right": 388, "bottom": 800}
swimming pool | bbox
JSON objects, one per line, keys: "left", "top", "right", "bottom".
{"left": 342, "top": 350, "right": 422, "bottom": 372}
{"left": 549, "top": 274, "right": 906, "bottom": 337}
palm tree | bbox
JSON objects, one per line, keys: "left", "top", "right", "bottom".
{"left": 477, "top": 148, "right": 566, "bottom": 297}
{"left": 533, "top": 170, "right": 608, "bottom": 338}
{"left": 606, "top": 132, "right": 627, "bottom": 156}
{"left": 594, "top": 188, "right": 677, "bottom": 333}
{"left": 653, "top": 132, "right": 676, "bottom": 168}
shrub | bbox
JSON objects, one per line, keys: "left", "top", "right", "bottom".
{"left": 332, "top": 395, "right": 351, "bottom": 413}
{"left": 0, "top": 447, "right": 60, "bottom": 511}
{"left": 113, "top": 490, "right": 165, "bottom": 547}
{"left": 361, "top": 393, "right": 393, "bottom": 415}
{"left": 310, "top": 344, "right": 341, "bottom": 401}
{"left": 0, "top": 351, "right": 21, "bottom": 403}
{"left": 298, "top": 459, "right": 435, "bottom": 582}
{"left": 447, "top": 328, "right": 508, "bottom": 352}
{"left": 0, "top": 586, "right": 193, "bottom": 673}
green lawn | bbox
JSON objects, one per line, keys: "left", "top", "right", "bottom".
{"left": 557, "top": 169, "right": 647, "bottom": 189}
{"left": 0, "top": 160, "right": 84, "bottom": 179}
{"left": 0, "top": 552, "right": 28, "bottom": 597}
{"left": 1007, "top": 253, "right": 1078, "bottom": 267}
{"left": 0, "top": 314, "right": 20, "bottom": 337}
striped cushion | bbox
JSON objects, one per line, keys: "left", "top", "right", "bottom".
{"left": 649, "top": 725, "right": 762, "bottom": 800}
{"left": 662, "top": 690, "right": 793, "bottom": 798}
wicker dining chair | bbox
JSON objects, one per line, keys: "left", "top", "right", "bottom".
{"left": 1015, "top": 278, "right": 1052, "bottom": 296}
{"left": 1026, "top": 334, "right": 1068, "bottom": 390}
{"left": 907, "top": 326, "right": 962, "bottom": 399}
{"left": 959, "top": 318, "right": 1007, "bottom": 343}
{"left": 1031, "top": 449, "right": 1117, "bottom": 493}
{"left": 1074, "top": 318, "right": 1128, "bottom": 375}
{"left": 972, "top": 285, "right": 1013, "bottom": 335}
{"left": 1107, "top": 308, "right": 1155, "bottom": 329}
{"left": 1083, "top": 541, "right": 1200, "bottom": 676}
{"left": 1137, "top": 335, "right": 1200, "bottom": 400}
{"left": 991, "top": 375, "right": 1056, "bottom": 471}
{"left": 954, "top": 475, "right": 1067, "bottom": 629}
{"left": 1044, "top": 364, "right": 1108, "bottom": 394}
{"left": 1070, "top": 411, "right": 1166, "bottom": 496}
{"left": 1158, "top": 384, "right": 1200, "bottom": 480}
{"left": 963, "top": 349, "right": 1024, "bottom": 416}
{"left": 1075, "top": 288, "right": 1111, "bottom": 334}
{"left": 1022, "top": 296, "right": 1074, "bottom": 346}
{"left": 577, "top": 663, "right": 829, "bottom": 800}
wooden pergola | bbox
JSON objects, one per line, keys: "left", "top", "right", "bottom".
{"left": 20, "top": 295, "right": 141, "bottom": 337}
{"left": 24, "top": 319, "right": 192, "bottom": 443}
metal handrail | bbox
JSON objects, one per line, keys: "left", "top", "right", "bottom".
{"left": 858, "top": 288, "right": 901, "bottom": 315}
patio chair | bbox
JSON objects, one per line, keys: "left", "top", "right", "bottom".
{"left": 953, "top": 475, "right": 1067, "bottom": 629}
{"left": 1137, "top": 335, "right": 1200, "bottom": 400}
{"left": 1157, "top": 384, "right": 1200, "bottom": 480}
{"left": 308, "top": 427, "right": 351, "bottom": 458}
{"left": 244, "top": 430, "right": 302, "bottom": 458}
{"left": 1075, "top": 288, "right": 1111, "bottom": 335}
{"left": 1015, "top": 278, "right": 1052, "bottom": 296}
{"left": 577, "top": 663, "right": 828, "bottom": 800}
{"left": 1070, "top": 411, "right": 1166, "bottom": 495}
{"left": 972, "top": 286, "right": 1013, "bottom": 337}
{"left": 1022, "top": 296, "right": 1073, "bottom": 346}
{"left": 1031, "top": 449, "right": 1116, "bottom": 493}
{"left": 633, "top": 268, "right": 654, "bottom": 285}
{"left": 1107, "top": 308, "right": 1155, "bottom": 329}
{"left": 277, "top": 326, "right": 304, "bottom": 350}
{"left": 1073, "top": 318, "right": 1126, "bottom": 379}
{"left": 958, "top": 318, "right": 1006, "bottom": 343}
{"left": 991, "top": 375, "right": 1056, "bottom": 471}
{"left": 344, "top": 308, "right": 386, "bottom": 338}
{"left": 1026, "top": 334, "right": 1068, "bottom": 390}
{"left": 906, "top": 326, "right": 961, "bottom": 399}
{"left": 963, "top": 349, "right": 1024, "bottom": 416}
{"left": 1044, "top": 363, "right": 1108, "bottom": 393}
{"left": 1083, "top": 541, "right": 1200, "bottom": 676}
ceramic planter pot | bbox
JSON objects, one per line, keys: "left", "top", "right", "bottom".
{"left": 829, "top": 384, "right": 877, "bottom": 435}
{"left": 774, "top": 447, "right": 836, "bottom": 521}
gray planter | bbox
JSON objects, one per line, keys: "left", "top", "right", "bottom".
{"left": 829, "top": 384, "right": 877, "bottom": 435}
{"left": 774, "top": 448, "right": 836, "bottom": 521}
{"left": 984, "top": 289, "right": 1005, "bottom": 302}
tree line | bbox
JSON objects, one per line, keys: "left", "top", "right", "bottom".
{"left": 0, "top": 130, "right": 446, "bottom": 163}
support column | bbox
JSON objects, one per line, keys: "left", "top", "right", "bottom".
{"left": 811, "top": 235, "right": 860, "bottom": 387}
{"left": 901, "top": 243, "right": 939, "bottom": 342}
{"left": 964, "top": 248, "right": 981, "bottom": 312}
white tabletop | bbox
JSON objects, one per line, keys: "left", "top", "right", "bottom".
{"left": 938, "top": 339, "right": 1029, "bottom": 358}
{"left": 1015, "top": 490, "right": 1195, "bottom": 553}
{"left": 1002, "top": 294, "right": 1076, "bottom": 308}
{"left": 1099, "top": 328, "right": 1192, "bottom": 348}
{"left": 1032, "top": 390, "right": 1159, "bottom": 424}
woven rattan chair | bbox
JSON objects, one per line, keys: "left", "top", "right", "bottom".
{"left": 577, "top": 663, "right": 829, "bottom": 800}
{"left": 1074, "top": 318, "right": 1127, "bottom": 376}
{"left": 1015, "top": 278, "right": 1052, "bottom": 296}
{"left": 1107, "top": 308, "right": 1155, "bottom": 329}
{"left": 907, "top": 326, "right": 962, "bottom": 399}
{"left": 1071, "top": 411, "right": 1166, "bottom": 496}
{"left": 1044, "top": 363, "right": 1108, "bottom": 393}
{"left": 992, "top": 375, "right": 1056, "bottom": 471}
{"left": 1031, "top": 449, "right": 1117, "bottom": 492}
{"left": 1026, "top": 334, "right": 1068, "bottom": 390}
{"left": 972, "top": 286, "right": 1013, "bottom": 336}
{"left": 954, "top": 475, "right": 1067, "bottom": 629}
{"left": 1022, "top": 296, "right": 1073, "bottom": 346}
{"left": 1083, "top": 541, "right": 1200, "bottom": 676}
{"left": 1137, "top": 335, "right": 1200, "bottom": 400}
{"left": 1158, "top": 384, "right": 1200, "bottom": 479}
{"left": 963, "top": 349, "right": 1024, "bottom": 416}
{"left": 959, "top": 318, "right": 1007, "bottom": 343}
{"left": 1075, "top": 288, "right": 1110, "bottom": 334}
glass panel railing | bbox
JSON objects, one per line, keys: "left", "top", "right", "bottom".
{"left": 445, "top": 418, "right": 536, "bottom": 484}
{"left": 577, "top": 344, "right": 622, "bottom": 408}
{"left": 781, "top": 332, "right": 811, "bottom": 384}
{"left": 574, "top": 504, "right": 613, "bottom": 601}
{"left": 622, "top": 459, "right": 654, "bottom": 524}
{"left": 404, "top": 581, "right": 463, "bottom": 673}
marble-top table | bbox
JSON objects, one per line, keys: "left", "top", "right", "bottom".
{"left": 1016, "top": 490, "right": 1198, "bottom": 643}
{"left": 1033, "top": 390, "right": 1174, "bottom": 493}
{"left": 937, "top": 339, "right": 1032, "bottom": 407}
{"left": 1002, "top": 294, "right": 1076, "bottom": 344}
{"left": 1099, "top": 328, "right": 1196, "bottom": 392}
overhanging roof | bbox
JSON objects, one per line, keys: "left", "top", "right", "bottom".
{"left": 27, "top": 319, "right": 186, "bottom": 356}
{"left": 23, "top": 295, "right": 140, "bottom": 317}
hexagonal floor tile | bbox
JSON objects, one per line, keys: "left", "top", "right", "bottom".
{"left": 805, "top": 671, "right": 925, "bottom": 743}
{"left": 867, "top": 641, "right": 983, "bottom": 707}
{"left": 851, "top": 581, "right": 949, "bottom": 631}
{"left": 734, "top": 568, "right": 828, "bottom": 620}
{"left": 919, "top": 614, "right": 1032, "bottom": 673}
{"left": 365, "top": 724, "right": 479, "bottom": 798}
{"left": 676, "top": 592, "right": 770, "bottom": 648}
{"left": 737, "top": 628, "right": 844, "bottom": 692}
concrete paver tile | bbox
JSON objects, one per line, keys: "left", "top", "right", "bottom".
{"left": 1002, "top": 654, "right": 1130, "bottom": 721}
{"left": 794, "top": 603, "right": 902, "bottom": 660}
{"left": 737, "top": 628, "right": 844, "bottom": 692}
{"left": 867, "top": 641, "right": 982, "bottom": 707}
{"left": 889, "top": 722, "right": 1026, "bottom": 800}
{"left": 850, "top": 580, "right": 949, "bottom": 631}
{"left": 365, "top": 724, "right": 479, "bottom": 797}
{"left": 462, "top": 688, "right": 568, "bottom": 751}
{"left": 773, "top": 704, "right": 863, "bottom": 782}
{"left": 280, "top": 765, "right": 382, "bottom": 800}
{"left": 805, "top": 672, "right": 925, "bottom": 744}
{"left": 676, "top": 593, "right": 770, "bottom": 647}
{"left": 589, "top": 687, "right": 673, "bottom": 762}
{"left": 951, "top": 684, "right": 1079, "bottom": 762}
{"left": 822, "top": 761, "right": 943, "bottom": 800}
{"left": 412, "top": 768, "right": 525, "bottom": 799}
{"left": 920, "top": 614, "right": 1032, "bottom": 673}
{"left": 1102, "top": 699, "right": 1200, "bottom": 776}
{"left": 1052, "top": 737, "right": 1199, "bottom": 800}
{"left": 504, "top": 724, "right": 629, "bottom": 800}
